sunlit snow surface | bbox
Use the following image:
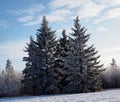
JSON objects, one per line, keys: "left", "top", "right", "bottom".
{"left": 0, "top": 89, "right": 120, "bottom": 102}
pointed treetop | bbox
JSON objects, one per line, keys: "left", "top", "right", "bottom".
{"left": 74, "top": 16, "right": 79, "bottom": 22}
{"left": 62, "top": 29, "right": 66, "bottom": 34}
{"left": 43, "top": 16, "right": 46, "bottom": 21}
{"left": 72, "top": 16, "right": 82, "bottom": 32}
{"left": 42, "top": 16, "right": 48, "bottom": 26}
{"left": 24, "top": 36, "right": 34, "bottom": 52}
{"left": 5, "top": 59, "right": 13, "bottom": 70}
{"left": 70, "top": 16, "right": 89, "bottom": 46}
{"left": 29, "top": 36, "right": 35, "bottom": 45}
{"left": 73, "top": 17, "right": 88, "bottom": 33}
{"left": 6, "top": 59, "right": 12, "bottom": 66}
{"left": 111, "top": 58, "right": 117, "bottom": 66}
{"left": 43, "top": 16, "right": 46, "bottom": 19}
{"left": 30, "top": 36, "right": 34, "bottom": 41}
{"left": 62, "top": 30, "right": 67, "bottom": 39}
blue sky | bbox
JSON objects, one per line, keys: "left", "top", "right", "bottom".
{"left": 0, "top": 0, "right": 120, "bottom": 71}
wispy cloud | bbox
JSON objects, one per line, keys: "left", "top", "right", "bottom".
{"left": 49, "top": 0, "right": 106, "bottom": 17}
{"left": 9, "top": 0, "right": 120, "bottom": 25}
{"left": 97, "top": 0, "right": 120, "bottom": 6}
{"left": 9, "top": 4, "right": 45, "bottom": 26}
{"left": 0, "top": 20, "right": 8, "bottom": 29}
{"left": 0, "top": 40, "right": 28, "bottom": 59}
{"left": 9, "top": 2, "right": 72, "bottom": 26}
{"left": 78, "top": 2, "right": 106, "bottom": 19}
{"left": 49, "top": 0, "right": 120, "bottom": 23}
{"left": 14, "top": 4, "right": 44, "bottom": 16}
{"left": 94, "top": 7, "right": 120, "bottom": 23}
{"left": 98, "top": 26, "right": 108, "bottom": 32}
{"left": 48, "top": 0, "right": 107, "bottom": 25}
{"left": 47, "top": 9, "right": 71, "bottom": 22}
{"left": 49, "top": 0, "right": 87, "bottom": 9}
{"left": 18, "top": 15, "right": 34, "bottom": 23}
{"left": 23, "top": 16, "right": 42, "bottom": 26}
{"left": 18, "top": 9, "right": 71, "bottom": 26}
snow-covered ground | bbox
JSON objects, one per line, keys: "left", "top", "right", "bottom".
{"left": 0, "top": 89, "right": 120, "bottom": 102}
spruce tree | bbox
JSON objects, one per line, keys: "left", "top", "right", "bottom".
{"left": 22, "top": 36, "right": 37, "bottom": 95}
{"left": 85, "top": 45, "right": 104, "bottom": 92}
{"left": 4, "top": 59, "right": 20, "bottom": 96}
{"left": 54, "top": 30, "right": 71, "bottom": 93}
{"left": 66, "top": 16, "right": 104, "bottom": 93}
{"left": 110, "top": 58, "right": 119, "bottom": 88}
{"left": 5, "top": 60, "right": 13, "bottom": 71}
{"left": 101, "top": 58, "right": 119, "bottom": 89}
{"left": 0, "top": 69, "right": 5, "bottom": 97}
{"left": 35, "top": 16, "right": 58, "bottom": 95}
{"left": 22, "top": 16, "right": 58, "bottom": 95}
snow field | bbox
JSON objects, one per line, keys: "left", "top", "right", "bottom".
{"left": 0, "top": 89, "right": 120, "bottom": 102}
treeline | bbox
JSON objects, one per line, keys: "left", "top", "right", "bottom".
{"left": 1, "top": 58, "right": 120, "bottom": 97}
{"left": 0, "top": 60, "right": 21, "bottom": 97}
{"left": 0, "top": 16, "right": 120, "bottom": 97}
{"left": 101, "top": 58, "right": 120, "bottom": 89}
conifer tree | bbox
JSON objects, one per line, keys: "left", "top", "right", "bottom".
{"left": 22, "top": 16, "right": 58, "bottom": 95}
{"left": 22, "top": 36, "right": 37, "bottom": 95}
{"left": 101, "top": 58, "right": 119, "bottom": 89}
{"left": 0, "top": 69, "right": 5, "bottom": 97}
{"left": 66, "top": 16, "right": 104, "bottom": 93}
{"left": 110, "top": 58, "right": 119, "bottom": 88}
{"left": 35, "top": 16, "right": 58, "bottom": 95}
{"left": 54, "top": 30, "right": 71, "bottom": 93}
{"left": 4, "top": 59, "right": 20, "bottom": 96}
{"left": 85, "top": 45, "right": 104, "bottom": 92}
{"left": 5, "top": 60, "right": 13, "bottom": 71}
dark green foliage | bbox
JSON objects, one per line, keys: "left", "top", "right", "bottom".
{"left": 54, "top": 30, "right": 71, "bottom": 93}
{"left": 66, "top": 16, "right": 104, "bottom": 93}
{"left": 22, "top": 16, "right": 104, "bottom": 95}
{"left": 22, "top": 16, "right": 58, "bottom": 95}
{"left": 21, "top": 36, "right": 37, "bottom": 95}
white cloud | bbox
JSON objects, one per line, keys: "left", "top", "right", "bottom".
{"left": 13, "top": 4, "right": 44, "bottom": 16}
{"left": 49, "top": 0, "right": 120, "bottom": 23}
{"left": 78, "top": 2, "right": 106, "bottom": 19}
{"left": 107, "top": 8, "right": 120, "bottom": 19}
{"left": 49, "top": 0, "right": 107, "bottom": 20}
{"left": 94, "top": 7, "right": 120, "bottom": 23}
{"left": 9, "top": 0, "right": 120, "bottom": 25}
{"left": 98, "top": 26, "right": 108, "bottom": 32}
{"left": 10, "top": 3, "right": 71, "bottom": 26}
{"left": 47, "top": 15, "right": 63, "bottom": 23}
{"left": 23, "top": 16, "right": 42, "bottom": 26}
{"left": 0, "top": 40, "right": 28, "bottom": 59}
{"left": 18, "top": 15, "right": 34, "bottom": 23}
{"left": 97, "top": 0, "right": 120, "bottom": 6}
{"left": 49, "top": 0, "right": 88, "bottom": 9}
{"left": 47, "top": 9, "right": 71, "bottom": 22}
{"left": 24, "top": 9, "right": 71, "bottom": 25}
{"left": 50, "top": 9, "right": 71, "bottom": 16}
{"left": 0, "top": 20, "right": 8, "bottom": 29}
{"left": 109, "top": 0, "right": 120, "bottom": 6}
{"left": 9, "top": 4, "right": 45, "bottom": 26}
